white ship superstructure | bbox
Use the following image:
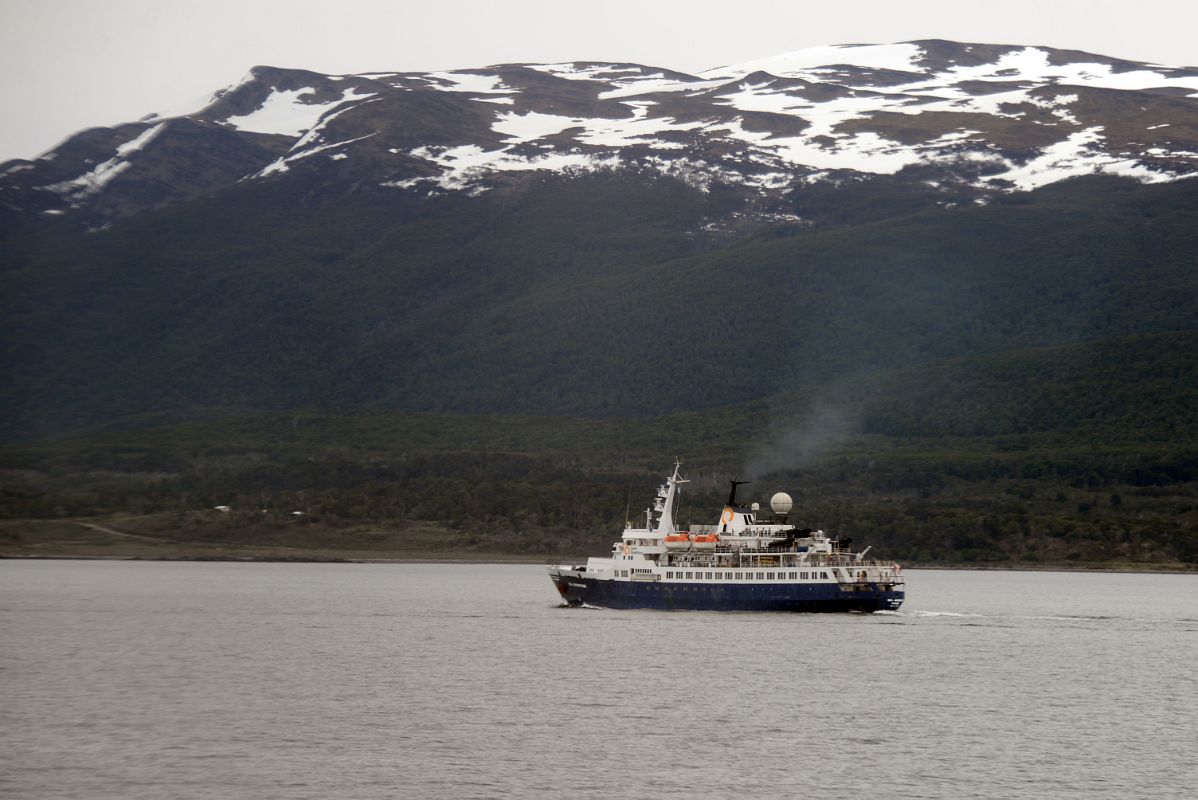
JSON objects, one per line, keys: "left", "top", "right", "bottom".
{"left": 549, "top": 460, "right": 904, "bottom": 612}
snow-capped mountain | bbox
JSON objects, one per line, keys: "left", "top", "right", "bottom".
{"left": 4, "top": 40, "right": 1198, "bottom": 226}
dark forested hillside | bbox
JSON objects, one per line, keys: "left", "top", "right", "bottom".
{"left": 4, "top": 173, "right": 1197, "bottom": 439}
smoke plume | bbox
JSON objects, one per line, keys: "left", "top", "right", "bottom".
{"left": 743, "top": 400, "right": 862, "bottom": 481}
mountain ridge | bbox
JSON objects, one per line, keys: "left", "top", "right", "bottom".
{"left": 3, "top": 40, "right": 1197, "bottom": 231}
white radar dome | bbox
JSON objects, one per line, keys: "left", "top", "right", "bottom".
{"left": 770, "top": 492, "right": 793, "bottom": 514}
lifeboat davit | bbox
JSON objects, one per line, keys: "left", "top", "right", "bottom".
{"left": 663, "top": 533, "right": 692, "bottom": 549}
{"left": 691, "top": 533, "right": 720, "bottom": 550}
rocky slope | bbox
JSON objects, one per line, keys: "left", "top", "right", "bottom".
{"left": 3, "top": 40, "right": 1197, "bottom": 230}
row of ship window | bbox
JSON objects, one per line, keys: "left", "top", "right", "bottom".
{"left": 667, "top": 570, "right": 830, "bottom": 581}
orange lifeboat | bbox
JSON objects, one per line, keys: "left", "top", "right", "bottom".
{"left": 691, "top": 533, "right": 720, "bottom": 550}
{"left": 663, "top": 533, "right": 692, "bottom": 549}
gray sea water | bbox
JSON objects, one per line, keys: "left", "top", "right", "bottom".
{"left": 1, "top": 561, "right": 1195, "bottom": 799}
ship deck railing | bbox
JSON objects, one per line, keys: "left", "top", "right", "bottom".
{"left": 667, "top": 547, "right": 898, "bottom": 564}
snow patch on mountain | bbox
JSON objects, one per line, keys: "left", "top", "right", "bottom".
{"left": 493, "top": 106, "right": 704, "bottom": 149}
{"left": 40, "top": 123, "right": 166, "bottom": 203}
{"left": 289, "top": 98, "right": 381, "bottom": 152}
{"left": 426, "top": 72, "right": 511, "bottom": 94}
{"left": 1030, "top": 93, "right": 1081, "bottom": 125}
{"left": 224, "top": 87, "right": 376, "bottom": 136}
{"left": 54, "top": 159, "right": 132, "bottom": 198}
{"left": 713, "top": 81, "right": 804, "bottom": 114}
{"left": 493, "top": 111, "right": 586, "bottom": 143}
{"left": 702, "top": 43, "right": 924, "bottom": 81}
{"left": 528, "top": 63, "right": 678, "bottom": 90}
{"left": 147, "top": 69, "right": 257, "bottom": 122}
{"left": 929, "top": 48, "right": 1198, "bottom": 93}
{"left": 576, "top": 106, "right": 704, "bottom": 148}
{"left": 600, "top": 77, "right": 729, "bottom": 100}
{"left": 907, "top": 87, "right": 1037, "bottom": 118}
{"left": 147, "top": 89, "right": 225, "bottom": 122}
{"left": 116, "top": 123, "right": 165, "bottom": 156}
{"left": 757, "top": 91, "right": 907, "bottom": 136}
{"left": 731, "top": 124, "right": 922, "bottom": 175}
{"left": 529, "top": 63, "right": 636, "bottom": 80}
{"left": 982, "top": 126, "right": 1177, "bottom": 189}
{"left": 396, "top": 144, "right": 620, "bottom": 191}
{"left": 258, "top": 132, "right": 380, "bottom": 177}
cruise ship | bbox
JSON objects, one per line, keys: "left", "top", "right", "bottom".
{"left": 548, "top": 460, "right": 904, "bottom": 612}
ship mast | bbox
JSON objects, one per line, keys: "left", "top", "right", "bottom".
{"left": 653, "top": 458, "right": 689, "bottom": 535}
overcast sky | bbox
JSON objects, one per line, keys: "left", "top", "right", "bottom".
{"left": 2, "top": 0, "right": 1195, "bottom": 162}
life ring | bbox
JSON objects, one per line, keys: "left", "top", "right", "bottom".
{"left": 622, "top": 544, "right": 631, "bottom": 556}
{"left": 721, "top": 508, "right": 734, "bottom": 524}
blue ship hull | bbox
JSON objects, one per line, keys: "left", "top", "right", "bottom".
{"left": 551, "top": 573, "right": 903, "bottom": 612}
